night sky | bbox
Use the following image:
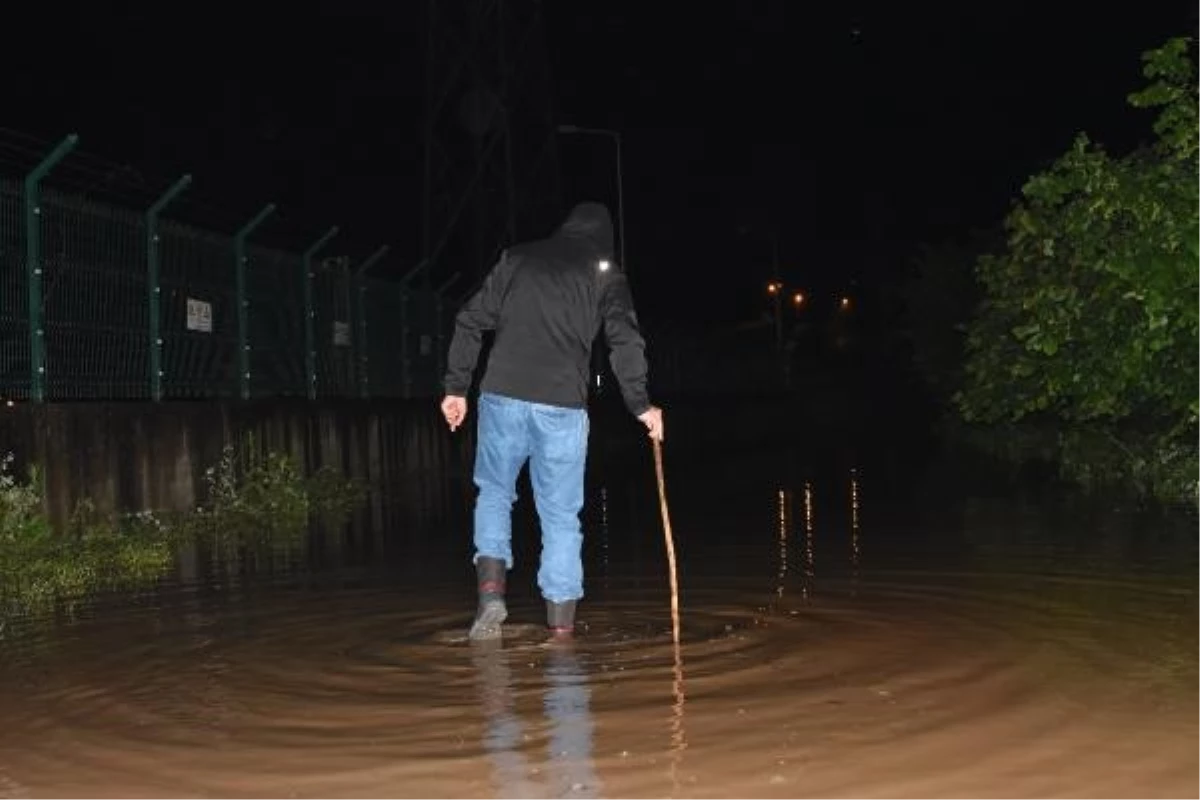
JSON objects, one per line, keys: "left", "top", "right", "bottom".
{"left": 2, "top": 1, "right": 1194, "bottom": 327}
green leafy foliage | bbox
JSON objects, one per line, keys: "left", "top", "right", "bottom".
{"left": 192, "top": 443, "right": 311, "bottom": 545}
{"left": 0, "top": 455, "right": 52, "bottom": 543}
{"left": 0, "top": 459, "right": 173, "bottom": 616}
{"left": 954, "top": 38, "right": 1198, "bottom": 501}
{"left": 308, "top": 464, "right": 369, "bottom": 524}
{"left": 187, "top": 440, "right": 366, "bottom": 546}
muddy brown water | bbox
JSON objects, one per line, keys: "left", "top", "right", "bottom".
{"left": 0, "top": 440, "right": 1195, "bottom": 798}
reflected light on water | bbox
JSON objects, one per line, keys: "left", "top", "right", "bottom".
{"left": 850, "top": 468, "right": 861, "bottom": 574}
{"left": 775, "top": 489, "right": 790, "bottom": 600}
{"left": 802, "top": 481, "right": 815, "bottom": 599}
{"left": 598, "top": 487, "right": 611, "bottom": 578}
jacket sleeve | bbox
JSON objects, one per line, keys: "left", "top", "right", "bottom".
{"left": 442, "top": 252, "right": 515, "bottom": 396}
{"left": 600, "top": 270, "right": 652, "bottom": 416}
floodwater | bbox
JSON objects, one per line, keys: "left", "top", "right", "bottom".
{"left": 0, "top": 424, "right": 1196, "bottom": 798}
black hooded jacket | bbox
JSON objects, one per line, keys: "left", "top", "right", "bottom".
{"left": 443, "top": 202, "right": 651, "bottom": 416}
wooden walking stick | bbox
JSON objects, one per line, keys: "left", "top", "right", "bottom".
{"left": 652, "top": 436, "right": 687, "bottom": 790}
{"left": 652, "top": 437, "right": 680, "bottom": 644}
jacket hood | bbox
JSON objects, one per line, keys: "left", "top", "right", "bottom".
{"left": 557, "top": 202, "right": 615, "bottom": 259}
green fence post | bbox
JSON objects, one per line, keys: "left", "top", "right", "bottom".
{"left": 146, "top": 174, "right": 192, "bottom": 401}
{"left": 302, "top": 226, "right": 340, "bottom": 401}
{"left": 233, "top": 203, "right": 276, "bottom": 401}
{"left": 340, "top": 258, "right": 352, "bottom": 398}
{"left": 397, "top": 260, "right": 430, "bottom": 399}
{"left": 24, "top": 133, "right": 78, "bottom": 403}
{"left": 398, "top": 287, "right": 410, "bottom": 398}
{"left": 433, "top": 273, "right": 460, "bottom": 396}
{"left": 353, "top": 245, "right": 390, "bottom": 399}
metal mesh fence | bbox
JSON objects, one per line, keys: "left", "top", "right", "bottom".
{"left": 312, "top": 261, "right": 355, "bottom": 398}
{"left": 159, "top": 221, "right": 239, "bottom": 397}
{"left": 359, "top": 277, "right": 407, "bottom": 398}
{"left": 246, "top": 245, "right": 306, "bottom": 398}
{"left": 0, "top": 177, "right": 449, "bottom": 401}
{"left": 0, "top": 181, "right": 27, "bottom": 397}
{"left": 41, "top": 190, "right": 146, "bottom": 399}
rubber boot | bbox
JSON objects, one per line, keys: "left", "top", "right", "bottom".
{"left": 468, "top": 557, "right": 508, "bottom": 641}
{"left": 546, "top": 599, "right": 577, "bottom": 638}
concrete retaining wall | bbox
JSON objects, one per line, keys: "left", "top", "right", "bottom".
{"left": 0, "top": 400, "right": 471, "bottom": 528}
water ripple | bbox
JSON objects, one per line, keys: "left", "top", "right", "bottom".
{"left": 0, "top": 567, "right": 1194, "bottom": 798}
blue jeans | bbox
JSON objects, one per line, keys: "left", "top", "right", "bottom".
{"left": 473, "top": 392, "right": 590, "bottom": 603}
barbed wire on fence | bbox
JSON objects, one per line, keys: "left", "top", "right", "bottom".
{"left": 0, "top": 127, "right": 446, "bottom": 402}
{"left": 0, "top": 128, "right": 328, "bottom": 251}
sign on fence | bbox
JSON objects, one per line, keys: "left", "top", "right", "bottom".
{"left": 186, "top": 298, "right": 213, "bottom": 333}
{"left": 333, "top": 321, "right": 351, "bottom": 347}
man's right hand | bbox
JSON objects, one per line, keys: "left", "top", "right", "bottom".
{"left": 441, "top": 395, "right": 468, "bottom": 432}
{"left": 637, "top": 406, "right": 664, "bottom": 442}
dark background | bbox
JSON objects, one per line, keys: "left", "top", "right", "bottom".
{"left": 2, "top": 1, "right": 1194, "bottom": 328}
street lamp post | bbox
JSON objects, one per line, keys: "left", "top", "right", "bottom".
{"left": 556, "top": 124, "right": 626, "bottom": 272}
{"left": 558, "top": 124, "right": 628, "bottom": 397}
{"left": 766, "top": 280, "right": 808, "bottom": 391}
{"left": 766, "top": 280, "right": 784, "bottom": 352}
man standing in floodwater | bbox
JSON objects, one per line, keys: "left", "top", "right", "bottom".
{"left": 440, "top": 201, "right": 664, "bottom": 640}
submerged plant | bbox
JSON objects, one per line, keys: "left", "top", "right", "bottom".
{"left": 308, "top": 463, "right": 369, "bottom": 523}
{"left": 193, "top": 443, "right": 310, "bottom": 544}
{"left": 190, "top": 440, "right": 364, "bottom": 546}
{"left": 1, "top": 442, "right": 367, "bottom": 623}
{"left": 0, "top": 470, "right": 175, "bottom": 617}
{"left": 0, "top": 455, "right": 52, "bottom": 544}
